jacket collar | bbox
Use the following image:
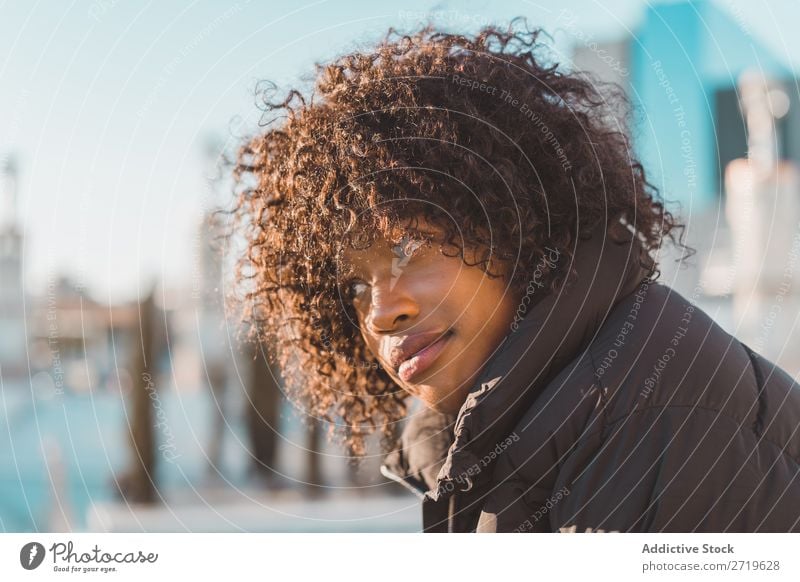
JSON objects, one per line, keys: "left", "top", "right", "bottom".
{"left": 382, "top": 221, "right": 655, "bottom": 503}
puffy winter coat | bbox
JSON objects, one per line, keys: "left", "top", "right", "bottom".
{"left": 381, "top": 225, "right": 800, "bottom": 532}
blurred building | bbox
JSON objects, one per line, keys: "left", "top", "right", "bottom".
{"left": 0, "top": 155, "right": 27, "bottom": 380}
{"left": 569, "top": 0, "right": 800, "bottom": 375}
{"left": 28, "top": 276, "right": 141, "bottom": 395}
{"left": 571, "top": 1, "right": 795, "bottom": 210}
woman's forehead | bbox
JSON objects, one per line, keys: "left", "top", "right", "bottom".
{"left": 338, "top": 232, "right": 426, "bottom": 263}
{"left": 339, "top": 216, "right": 443, "bottom": 256}
{"left": 337, "top": 230, "right": 445, "bottom": 279}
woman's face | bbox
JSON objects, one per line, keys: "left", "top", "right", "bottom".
{"left": 339, "top": 220, "right": 522, "bottom": 414}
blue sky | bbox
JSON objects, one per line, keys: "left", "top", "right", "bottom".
{"left": 1, "top": 0, "right": 799, "bottom": 303}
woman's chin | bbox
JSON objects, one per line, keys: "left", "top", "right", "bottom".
{"left": 416, "top": 383, "right": 469, "bottom": 415}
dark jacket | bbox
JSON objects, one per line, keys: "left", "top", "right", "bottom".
{"left": 381, "top": 225, "right": 800, "bottom": 532}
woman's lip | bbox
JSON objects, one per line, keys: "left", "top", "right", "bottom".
{"left": 398, "top": 330, "right": 453, "bottom": 383}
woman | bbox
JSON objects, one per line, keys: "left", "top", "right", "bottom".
{"left": 229, "top": 20, "right": 800, "bottom": 532}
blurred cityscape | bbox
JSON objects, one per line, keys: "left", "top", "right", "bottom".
{"left": 0, "top": 144, "right": 404, "bottom": 533}
{"left": 2, "top": 0, "right": 800, "bottom": 532}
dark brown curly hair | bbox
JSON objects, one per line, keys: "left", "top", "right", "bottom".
{"left": 226, "top": 18, "right": 687, "bottom": 458}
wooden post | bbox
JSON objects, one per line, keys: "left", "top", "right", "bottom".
{"left": 305, "top": 416, "right": 323, "bottom": 497}
{"left": 245, "top": 341, "right": 281, "bottom": 484}
{"left": 205, "top": 359, "right": 227, "bottom": 479}
{"left": 115, "top": 284, "right": 159, "bottom": 503}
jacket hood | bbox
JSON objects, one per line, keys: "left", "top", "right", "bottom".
{"left": 381, "top": 220, "right": 656, "bottom": 505}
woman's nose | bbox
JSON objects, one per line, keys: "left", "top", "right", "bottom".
{"left": 364, "top": 278, "right": 420, "bottom": 333}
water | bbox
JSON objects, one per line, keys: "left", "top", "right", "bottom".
{"left": 0, "top": 384, "right": 233, "bottom": 532}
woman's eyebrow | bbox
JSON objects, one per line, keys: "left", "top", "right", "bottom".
{"left": 392, "top": 232, "right": 435, "bottom": 256}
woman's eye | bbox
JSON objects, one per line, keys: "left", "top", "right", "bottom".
{"left": 346, "top": 279, "right": 369, "bottom": 299}
{"left": 393, "top": 236, "right": 431, "bottom": 259}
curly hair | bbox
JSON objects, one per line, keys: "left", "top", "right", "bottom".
{"left": 226, "top": 18, "right": 687, "bottom": 458}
